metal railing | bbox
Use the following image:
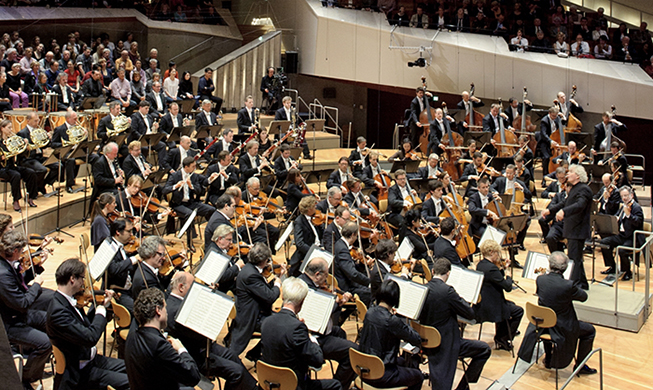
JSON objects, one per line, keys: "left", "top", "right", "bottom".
{"left": 563, "top": 0, "right": 652, "bottom": 29}
{"left": 169, "top": 36, "right": 215, "bottom": 63}
{"left": 559, "top": 348, "right": 603, "bottom": 390}
{"left": 284, "top": 88, "right": 317, "bottom": 120}
{"left": 615, "top": 229, "right": 653, "bottom": 322}
{"left": 309, "top": 98, "right": 343, "bottom": 140}
{"left": 625, "top": 153, "right": 646, "bottom": 190}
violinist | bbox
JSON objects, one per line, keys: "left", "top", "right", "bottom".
{"left": 539, "top": 182, "right": 568, "bottom": 253}
{"left": 132, "top": 235, "right": 174, "bottom": 301}
{"left": 334, "top": 221, "right": 371, "bottom": 306}
{"left": 90, "top": 192, "right": 117, "bottom": 251}
{"left": 322, "top": 206, "right": 351, "bottom": 253}
{"left": 286, "top": 168, "right": 314, "bottom": 214}
{"left": 467, "top": 177, "right": 499, "bottom": 241}
{"left": 122, "top": 140, "right": 152, "bottom": 180}
{"left": 327, "top": 156, "right": 354, "bottom": 194}
{"left": 0, "top": 119, "right": 38, "bottom": 212}
{"left": 348, "top": 136, "right": 369, "bottom": 179}
{"left": 457, "top": 90, "right": 485, "bottom": 131}
{"left": 388, "top": 138, "right": 420, "bottom": 162}
{"left": 369, "top": 239, "right": 414, "bottom": 298}
{"left": 594, "top": 173, "right": 621, "bottom": 216}
{"left": 460, "top": 151, "right": 489, "bottom": 197}
{"left": 291, "top": 196, "right": 325, "bottom": 276}
{"left": 205, "top": 150, "right": 239, "bottom": 206}
{"left": 432, "top": 217, "right": 464, "bottom": 267}
{"left": 421, "top": 179, "right": 445, "bottom": 225}
{"left": 600, "top": 141, "right": 629, "bottom": 187}
{"left": 592, "top": 111, "right": 627, "bottom": 161}
{"left": 162, "top": 156, "right": 215, "bottom": 240}
{"left": 474, "top": 240, "right": 523, "bottom": 352}
{"left": 513, "top": 155, "right": 532, "bottom": 189}
{"left": 103, "top": 218, "right": 138, "bottom": 312}
{"left": 483, "top": 103, "right": 509, "bottom": 136}
{"left": 537, "top": 106, "right": 564, "bottom": 184}
{"left": 429, "top": 107, "right": 457, "bottom": 156}
{"left": 209, "top": 225, "right": 245, "bottom": 294}
{"left": 204, "top": 194, "right": 239, "bottom": 252}
{"left": 553, "top": 141, "right": 586, "bottom": 165}
{"left": 512, "top": 135, "right": 534, "bottom": 176}
{"left": 401, "top": 210, "right": 436, "bottom": 269}
{"left": 46, "top": 259, "right": 130, "bottom": 390}
{"left": 317, "top": 186, "right": 343, "bottom": 215}
{"left": 543, "top": 160, "right": 569, "bottom": 185}
{"left": 273, "top": 143, "right": 303, "bottom": 184}
{"left": 598, "top": 186, "right": 643, "bottom": 281}
{"left": 298, "top": 257, "right": 358, "bottom": 390}
{"left": 504, "top": 96, "right": 532, "bottom": 124}
{"left": 0, "top": 229, "right": 51, "bottom": 390}
{"left": 415, "top": 153, "right": 443, "bottom": 180}
{"left": 542, "top": 167, "right": 566, "bottom": 199}
{"left": 165, "top": 272, "right": 256, "bottom": 390}
{"left": 387, "top": 169, "right": 417, "bottom": 229}
{"left": 344, "top": 178, "right": 379, "bottom": 219}
{"left": 238, "top": 140, "right": 272, "bottom": 183}
{"left": 243, "top": 177, "right": 281, "bottom": 249}
{"left": 161, "top": 135, "right": 197, "bottom": 175}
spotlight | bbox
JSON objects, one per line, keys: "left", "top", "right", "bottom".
{"left": 407, "top": 58, "right": 426, "bottom": 67}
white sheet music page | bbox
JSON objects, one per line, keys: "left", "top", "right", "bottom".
{"left": 300, "top": 245, "right": 334, "bottom": 273}
{"left": 396, "top": 238, "right": 415, "bottom": 261}
{"left": 298, "top": 289, "right": 336, "bottom": 334}
{"left": 175, "top": 283, "right": 234, "bottom": 341}
{"left": 194, "top": 249, "right": 230, "bottom": 285}
{"left": 446, "top": 266, "right": 484, "bottom": 304}
{"left": 388, "top": 275, "right": 428, "bottom": 319}
{"left": 89, "top": 240, "right": 119, "bottom": 280}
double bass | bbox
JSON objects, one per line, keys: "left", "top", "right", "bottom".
{"left": 492, "top": 98, "right": 519, "bottom": 157}
{"left": 563, "top": 85, "right": 582, "bottom": 133}
{"left": 599, "top": 105, "right": 627, "bottom": 153}
{"left": 512, "top": 87, "right": 537, "bottom": 154}
{"left": 549, "top": 88, "right": 574, "bottom": 174}
{"left": 418, "top": 76, "right": 436, "bottom": 156}
{"left": 464, "top": 83, "right": 485, "bottom": 130}
{"left": 440, "top": 102, "right": 464, "bottom": 181}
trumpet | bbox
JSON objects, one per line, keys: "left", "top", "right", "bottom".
{"left": 109, "top": 114, "right": 130, "bottom": 137}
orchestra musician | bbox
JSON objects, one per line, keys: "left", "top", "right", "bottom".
{"left": 51, "top": 109, "right": 89, "bottom": 193}
{"left": 90, "top": 193, "right": 117, "bottom": 251}
{"left": 273, "top": 143, "right": 303, "bottom": 184}
{"left": 209, "top": 128, "right": 235, "bottom": 159}
{"left": 460, "top": 139, "right": 478, "bottom": 161}
{"left": 556, "top": 90, "right": 584, "bottom": 124}
{"left": 415, "top": 153, "right": 443, "bottom": 180}
{"left": 17, "top": 111, "right": 61, "bottom": 195}
{"left": 327, "top": 157, "right": 354, "bottom": 194}
{"left": 358, "top": 279, "right": 424, "bottom": 390}
{"left": 457, "top": 89, "right": 485, "bottom": 131}
{"left": 260, "top": 277, "right": 342, "bottom": 390}
{"left": 0, "top": 229, "right": 51, "bottom": 390}
{"left": 322, "top": 206, "right": 351, "bottom": 253}
{"left": 333, "top": 221, "right": 371, "bottom": 306}
{"left": 467, "top": 177, "right": 499, "bottom": 241}
{"left": 517, "top": 252, "right": 597, "bottom": 376}
{"left": 362, "top": 152, "right": 389, "bottom": 196}
{"left": 460, "top": 151, "right": 488, "bottom": 197}
{"left": 432, "top": 217, "right": 464, "bottom": 267}
{"left": 255, "top": 129, "right": 273, "bottom": 153}
{"left": 103, "top": 218, "right": 138, "bottom": 313}
{"left": 125, "top": 287, "right": 201, "bottom": 390}
{"left": 158, "top": 102, "right": 184, "bottom": 147}
{"left": 592, "top": 111, "right": 627, "bottom": 160}
{"left": 317, "top": 186, "right": 343, "bottom": 215}
{"left": 513, "top": 155, "right": 532, "bottom": 188}
{"left": 598, "top": 186, "right": 644, "bottom": 280}
{"left": 428, "top": 108, "right": 456, "bottom": 156}
{"left": 165, "top": 272, "right": 257, "bottom": 390}
{"left": 349, "top": 136, "right": 370, "bottom": 179}
{"left": 204, "top": 194, "right": 238, "bottom": 252}
{"left": 541, "top": 164, "right": 592, "bottom": 290}
{"left": 483, "top": 103, "right": 509, "bottom": 136}
{"left": 290, "top": 196, "right": 324, "bottom": 276}
{"left": 162, "top": 135, "right": 197, "bottom": 175}
{"left": 419, "top": 257, "right": 491, "bottom": 390}
{"left": 91, "top": 142, "right": 123, "bottom": 207}
{"left": 286, "top": 168, "right": 314, "bottom": 214}
{"left": 369, "top": 239, "right": 412, "bottom": 299}
{"left": 504, "top": 96, "right": 533, "bottom": 124}
{"left": 537, "top": 106, "right": 564, "bottom": 184}
{"left": 600, "top": 141, "right": 629, "bottom": 187}
{"left": 512, "top": 135, "right": 534, "bottom": 177}
{"left": 387, "top": 169, "right": 417, "bottom": 230}
{"left": 205, "top": 150, "right": 239, "bottom": 207}
{"left": 553, "top": 141, "right": 586, "bottom": 165}
{"left": 229, "top": 243, "right": 285, "bottom": 359}
{"left": 195, "top": 99, "right": 218, "bottom": 150}
{"left": 47, "top": 259, "right": 130, "bottom": 390}
{"left": 236, "top": 95, "right": 257, "bottom": 135}
{"left": 197, "top": 68, "right": 223, "bottom": 114}
{"left": 238, "top": 141, "right": 272, "bottom": 183}
{"left": 490, "top": 164, "right": 532, "bottom": 251}
{"left": 401, "top": 210, "right": 436, "bottom": 268}
{"left": 542, "top": 167, "right": 567, "bottom": 199}
{"left": 594, "top": 173, "right": 621, "bottom": 216}
{"left": 343, "top": 178, "right": 379, "bottom": 218}
{"left": 540, "top": 183, "right": 568, "bottom": 253}
{"left": 208, "top": 226, "right": 245, "bottom": 295}
{"left": 146, "top": 81, "right": 167, "bottom": 118}
{"left": 0, "top": 119, "right": 39, "bottom": 211}
{"left": 387, "top": 138, "right": 420, "bottom": 162}
{"left": 408, "top": 86, "right": 428, "bottom": 146}
{"left": 243, "top": 177, "right": 281, "bottom": 249}
{"left": 474, "top": 240, "right": 523, "bottom": 351}
{"left": 162, "top": 157, "right": 215, "bottom": 238}
{"left": 132, "top": 236, "right": 174, "bottom": 301}
{"left": 97, "top": 101, "right": 131, "bottom": 154}
{"left": 128, "top": 100, "right": 167, "bottom": 162}
{"left": 421, "top": 180, "right": 446, "bottom": 225}
{"left": 122, "top": 140, "right": 152, "bottom": 180}
{"left": 274, "top": 96, "right": 312, "bottom": 159}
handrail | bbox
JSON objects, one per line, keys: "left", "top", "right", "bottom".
{"left": 562, "top": 0, "right": 650, "bottom": 30}
{"left": 614, "top": 230, "right": 653, "bottom": 323}
{"left": 169, "top": 36, "right": 215, "bottom": 62}
{"left": 312, "top": 98, "right": 343, "bottom": 140}
{"left": 559, "top": 348, "right": 603, "bottom": 390}
{"left": 284, "top": 89, "right": 316, "bottom": 119}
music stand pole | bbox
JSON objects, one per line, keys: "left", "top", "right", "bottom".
{"left": 505, "top": 219, "right": 527, "bottom": 293}
{"left": 69, "top": 141, "right": 93, "bottom": 228}
{"left": 48, "top": 147, "right": 74, "bottom": 238}
{"left": 312, "top": 123, "right": 316, "bottom": 173}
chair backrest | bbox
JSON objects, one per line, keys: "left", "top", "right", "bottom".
{"left": 80, "top": 233, "right": 90, "bottom": 259}
{"left": 51, "top": 343, "right": 66, "bottom": 375}
{"left": 379, "top": 199, "right": 388, "bottom": 213}
{"left": 256, "top": 360, "right": 298, "bottom": 390}
{"left": 525, "top": 302, "right": 557, "bottom": 329}
{"left": 410, "top": 321, "right": 441, "bottom": 348}
{"left": 643, "top": 222, "right": 651, "bottom": 232}
{"left": 349, "top": 348, "right": 386, "bottom": 380}
{"left": 419, "top": 259, "right": 432, "bottom": 282}
{"left": 355, "top": 299, "right": 368, "bottom": 322}
{"left": 112, "top": 298, "right": 132, "bottom": 329}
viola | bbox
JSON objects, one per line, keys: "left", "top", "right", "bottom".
{"left": 350, "top": 247, "right": 374, "bottom": 267}
{"left": 28, "top": 234, "right": 63, "bottom": 247}
{"left": 261, "top": 261, "right": 284, "bottom": 279}
{"left": 159, "top": 239, "right": 188, "bottom": 276}
{"left": 476, "top": 163, "right": 501, "bottom": 177}
{"left": 124, "top": 235, "right": 140, "bottom": 255}
{"left": 390, "top": 259, "right": 413, "bottom": 274}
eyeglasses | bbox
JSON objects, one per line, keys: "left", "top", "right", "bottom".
{"left": 156, "top": 251, "right": 165, "bottom": 257}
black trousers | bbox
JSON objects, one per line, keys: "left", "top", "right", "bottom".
{"left": 363, "top": 357, "right": 423, "bottom": 390}
{"left": 0, "top": 164, "right": 38, "bottom": 200}
{"left": 205, "top": 343, "right": 257, "bottom": 390}
{"left": 79, "top": 354, "right": 129, "bottom": 390}
{"left": 495, "top": 302, "right": 524, "bottom": 343}
{"left": 6, "top": 310, "right": 51, "bottom": 383}
{"left": 63, "top": 158, "right": 79, "bottom": 187}
{"left": 318, "top": 327, "right": 357, "bottom": 390}
{"left": 600, "top": 234, "right": 634, "bottom": 273}
{"left": 546, "top": 222, "right": 564, "bottom": 253}
{"left": 544, "top": 321, "right": 595, "bottom": 368}
{"left": 567, "top": 238, "right": 589, "bottom": 289}
{"left": 427, "top": 338, "right": 491, "bottom": 390}
{"left": 22, "top": 157, "right": 60, "bottom": 189}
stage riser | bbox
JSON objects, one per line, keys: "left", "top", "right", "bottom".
{"left": 574, "top": 286, "right": 652, "bottom": 333}
{"left": 14, "top": 196, "right": 90, "bottom": 237}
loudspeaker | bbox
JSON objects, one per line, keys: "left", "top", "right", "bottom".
{"left": 323, "top": 87, "right": 336, "bottom": 99}
{"left": 285, "top": 51, "right": 298, "bottom": 74}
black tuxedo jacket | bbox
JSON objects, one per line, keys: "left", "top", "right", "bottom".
{"left": 490, "top": 176, "right": 531, "bottom": 199}
{"left": 238, "top": 153, "right": 262, "bottom": 181}
{"left": 204, "top": 244, "right": 241, "bottom": 294}
{"left": 195, "top": 110, "right": 217, "bottom": 128}
{"left": 46, "top": 291, "right": 106, "bottom": 389}
{"left": 96, "top": 114, "right": 115, "bottom": 144}
{"left": 125, "top": 326, "right": 201, "bottom": 390}
{"left": 593, "top": 122, "right": 627, "bottom": 152}
{"left": 146, "top": 91, "right": 167, "bottom": 115}
{"left": 159, "top": 112, "right": 183, "bottom": 135}
{"left": 162, "top": 147, "right": 197, "bottom": 174}
{"left": 322, "top": 222, "right": 341, "bottom": 253}
{"left": 273, "top": 155, "right": 302, "bottom": 184}
{"left": 409, "top": 96, "right": 423, "bottom": 125}
{"left": 92, "top": 155, "right": 118, "bottom": 195}
{"left": 230, "top": 263, "right": 280, "bottom": 355}
{"left": 162, "top": 170, "right": 207, "bottom": 207}
{"left": 387, "top": 184, "right": 406, "bottom": 214}
{"left": 542, "top": 181, "right": 562, "bottom": 199}
{"left": 274, "top": 107, "right": 301, "bottom": 126}
{"left": 204, "top": 210, "right": 235, "bottom": 251}
{"left": 333, "top": 238, "right": 369, "bottom": 293}
{"left": 326, "top": 169, "right": 349, "bottom": 189}
{"left": 291, "top": 214, "right": 324, "bottom": 266}
{"left": 482, "top": 113, "right": 508, "bottom": 135}
{"left": 467, "top": 191, "right": 494, "bottom": 233}
{"left": 122, "top": 154, "right": 148, "bottom": 180}
{"left": 421, "top": 196, "right": 444, "bottom": 224}
{"left": 104, "top": 238, "right": 136, "bottom": 291}
{"left": 343, "top": 191, "right": 377, "bottom": 217}
{"left": 429, "top": 118, "right": 456, "bottom": 145}
{"left": 615, "top": 202, "right": 644, "bottom": 244}
{"left": 132, "top": 262, "right": 173, "bottom": 301}
{"left": 416, "top": 165, "right": 443, "bottom": 180}
{"left": 537, "top": 115, "right": 563, "bottom": 158}
{"left": 128, "top": 111, "right": 157, "bottom": 144}
{"left": 236, "top": 107, "right": 255, "bottom": 134}
{"left": 348, "top": 149, "right": 370, "bottom": 173}
{"left": 52, "top": 84, "right": 75, "bottom": 108}
{"left": 0, "top": 257, "right": 43, "bottom": 326}
{"left": 503, "top": 102, "right": 532, "bottom": 124}
{"left": 17, "top": 126, "right": 49, "bottom": 160}
{"left": 474, "top": 259, "right": 513, "bottom": 323}
{"left": 205, "top": 163, "right": 239, "bottom": 199}
{"left": 285, "top": 183, "right": 311, "bottom": 214}
{"left": 368, "top": 260, "right": 389, "bottom": 300}
{"left": 432, "top": 236, "right": 462, "bottom": 266}
{"left": 51, "top": 123, "right": 71, "bottom": 148}
{"left": 548, "top": 182, "right": 592, "bottom": 240}
{"left": 594, "top": 185, "right": 621, "bottom": 215}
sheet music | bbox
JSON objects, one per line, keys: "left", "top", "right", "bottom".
{"left": 479, "top": 225, "right": 507, "bottom": 247}
{"left": 395, "top": 238, "right": 415, "bottom": 261}
{"left": 175, "top": 283, "right": 234, "bottom": 341}
{"left": 300, "top": 245, "right": 334, "bottom": 273}
{"left": 275, "top": 221, "right": 294, "bottom": 252}
{"left": 387, "top": 275, "right": 428, "bottom": 319}
{"left": 177, "top": 208, "right": 198, "bottom": 239}
{"left": 523, "top": 251, "right": 574, "bottom": 280}
{"left": 298, "top": 289, "right": 336, "bottom": 334}
{"left": 194, "top": 248, "right": 231, "bottom": 285}
{"left": 89, "top": 240, "right": 119, "bottom": 280}
{"left": 446, "top": 265, "right": 484, "bottom": 304}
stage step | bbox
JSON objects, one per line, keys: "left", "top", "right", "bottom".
{"left": 575, "top": 283, "right": 653, "bottom": 332}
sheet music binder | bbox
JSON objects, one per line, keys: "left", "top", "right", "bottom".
{"left": 522, "top": 251, "right": 574, "bottom": 280}
{"left": 446, "top": 265, "right": 484, "bottom": 304}
{"left": 175, "top": 282, "right": 235, "bottom": 341}
{"left": 297, "top": 289, "right": 337, "bottom": 334}
{"left": 88, "top": 240, "right": 119, "bottom": 280}
{"left": 386, "top": 275, "right": 428, "bottom": 320}
{"left": 300, "top": 245, "right": 334, "bottom": 273}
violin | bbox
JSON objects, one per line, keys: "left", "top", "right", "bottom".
{"left": 251, "top": 191, "right": 287, "bottom": 215}
{"left": 476, "top": 163, "right": 501, "bottom": 177}
{"left": 159, "top": 239, "right": 188, "bottom": 276}
{"left": 28, "top": 234, "right": 63, "bottom": 247}
{"left": 418, "top": 220, "right": 440, "bottom": 237}
{"left": 319, "top": 284, "right": 352, "bottom": 302}
{"left": 107, "top": 210, "right": 138, "bottom": 223}
{"left": 390, "top": 259, "right": 413, "bottom": 274}
{"left": 130, "top": 191, "right": 177, "bottom": 217}
{"left": 310, "top": 209, "right": 335, "bottom": 226}
{"left": 404, "top": 144, "right": 422, "bottom": 161}
{"left": 124, "top": 234, "right": 140, "bottom": 255}
{"left": 492, "top": 257, "right": 509, "bottom": 270}
{"left": 227, "top": 241, "right": 252, "bottom": 257}
{"left": 20, "top": 247, "right": 50, "bottom": 271}
{"left": 350, "top": 247, "right": 374, "bottom": 267}
{"left": 261, "top": 260, "right": 284, "bottom": 279}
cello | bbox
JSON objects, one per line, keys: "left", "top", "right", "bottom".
{"left": 418, "top": 76, "right": 436, "bottom": 156}
{"left": 464, "top": 83, "right": 485, "bottom": 130}
{"left": 512, "top": 87, "right": 537, "bottom": 154}
{"left": 440, "top": 102, "right": 464, "bottom": 181}
{"left": 441, "top": 194, "right": 476, "bottom": 259}
{"left": 492, "top": 98, "right": 519, "bottom": 157}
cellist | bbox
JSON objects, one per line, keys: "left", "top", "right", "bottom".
{"left": 362, "top": 152, "right": 390, "bottom": 198}
{"left": 537, "top": 106, "right": 563, "bottom": 186}
{"left": 457, "top": 89, "right": 485, "bottom": 132}
{"left": 421, "top": 180, "right": 446, "bottom": 226}
{"left": 467, "top": 177, "right": 499, "bottom": 241}
{"left": 415, "top": 153, "right": 443, "bottom": 180}
{"left": 490, "top": 164, "right": 531, "bottom": 253}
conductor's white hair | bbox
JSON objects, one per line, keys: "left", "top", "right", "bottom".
{"left": 568, "top": 164, "right": 587, "bottom": 183}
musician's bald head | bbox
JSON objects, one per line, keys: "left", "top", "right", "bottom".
{"left": 170, "top": 272, "right": 194, "bottom": 297}
{"left": 305, "top": 257, "right": 328, "bottom": 276}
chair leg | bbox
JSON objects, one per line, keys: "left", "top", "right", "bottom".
{"left": 505, "top": 319, "right": 515, "bottom": 358}
{"left": 478, "top": 322, "right": 483, "bottom": 340}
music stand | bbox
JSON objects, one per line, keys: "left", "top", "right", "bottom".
{"left": 588, "top": 214, "right": 619, "bottom": 285}
{"left": 79, "top": 96, "right": 106, "bottom": 110}
{"left": 107, "top": 134, "right": 127, "bottom": 148}
{"left": 408, "top": 178, "right": 430, "bottom": 193}
{"left": 179, "top": 99, "right": 195, "bottom": 114}
{"left": 491, "top": 157, "right": 512, "bottom": 172}
{"left": 168, "top": 126, "right": 194, "bottom": 143}
{"left": 496, "top": 214, "right": 530, "bottom": 292}
{"left": 289, "top": 147, "right": 303, "bottom": 160}
{"left": 567, "top": 132, "right": 593, "bottom": 153}
{"left": 142, "top": 169, "right": 167, "bottom": 191}
{"left": 304, "top": 119, "right": 326, "bottom": 173}
{"left": 68, "top": 139, "right": 102, "bottom": 227}
{"left": 44, "top": 146, "right": 75, "bottom": 238}
{"left": 463, "top": 131, "right": 491, "bottom": 147}
{"left": 304, "top": 169, "right": 332, "bottom": 195}
{"left": 195, "top": 125, "right": 223, "bottom": 139}
{"left": 268, "top": 120, "right": 290, "bottom": 136}
{"left": 140, "top": 133, "right": 167, "bottom": 166}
